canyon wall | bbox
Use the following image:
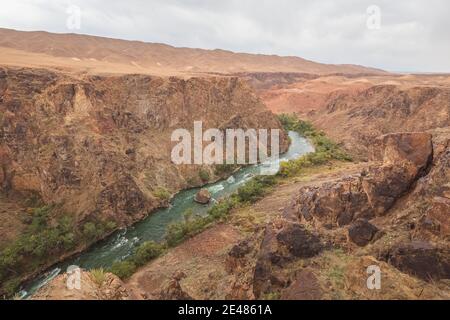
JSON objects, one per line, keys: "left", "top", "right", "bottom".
{"left": 0, "top": 66, "right": 288, "bottom": 239}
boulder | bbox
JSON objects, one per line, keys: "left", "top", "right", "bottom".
{"left": 159, "top": 271, "right": 193, "bottom": 300}
{"left": 194, "top": 188, "right": 211, "bottom": 204}
{"left": 225, "top": 239, "right": 252, "bottom": 273}
{"left": 253, "top": 221, "right": 323, "bottom": 297}
{"left": 276, "top": 223, "right": 323, "bottom": 258}
{"left": 348, "top": 219, "right": 379, "bottom": 247}
{"left": 280, "top": 269, "right": 323, "bottom": 300}
{"left": 425, "top": 197, "right": 450, "bottom": 238}
{"left": 369, "top": 132, "right": 433, "bottom": 170}
{"left": 381, "top": 241, "right": 450, "bottom": 281}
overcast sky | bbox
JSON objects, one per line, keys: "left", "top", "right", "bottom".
{"left": 1, "top": 0, "right": 449, "bottom": 72}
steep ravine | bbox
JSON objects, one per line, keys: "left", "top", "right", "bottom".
{"left": 0, "top": 66, "right": 288, "bottom": 295}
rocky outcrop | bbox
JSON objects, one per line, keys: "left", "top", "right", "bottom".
{"left": 253, "top": 219, "right": 324, "bottom": 297}
{"left": 380, "top": 241, "right": 450, "bottom": 281}
{"left": 0, "top": 67, "right": 287, "bottom": 227}
{"left": 347, "top": 219, "right": 380, "bottom": 247}
{"left": 422, "top": 197, "right": 450, "bottom": 238}
{"left": 194, "top": 189, "right": 212, "bottom": 204}
{"left": 413, "top": 140, "right": 450, "bottom": 240}
{"left": 288, "top": 133, "right": 432, "bottom": 228}
{"left": 159, "top": 271, "right": 193, "bottom": 300}
{"left": 280, "top": 269, "right": 323, "bottom": 300}
{"left": 253, "top": 132, "right": 437, "bottom": 298}
{"left": 33, "top": 270, "right": 133, "bottom": 300}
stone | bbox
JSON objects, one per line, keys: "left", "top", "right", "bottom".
{"left": 425, "top": 197, "right": 450, "bottom": 238}
{"left": 159, "top": 271, "right": 193, "bottom": 300}
{"left": 381, "top": 241, "right": 450, "bottom": 281}
{"left": 276, "top": 224, "right": 323, "bottom": 258}
{"left": 369, "top": 132, "right": 433, "bottom": 170}
{"left": 348, "top": 219, "right": 379, "bottom": 247}
{"left": 252, "top": 221, "right": 323, "bottom": 298}
{"left": 281, "top": 269, "right": 323, "bottom": 300}
{"left": 194, "top": 188, "right": 212, "bottom": 204}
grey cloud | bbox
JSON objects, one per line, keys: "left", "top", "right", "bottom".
{"left": 0, "top": 0, "right": 449, "bottom": 72}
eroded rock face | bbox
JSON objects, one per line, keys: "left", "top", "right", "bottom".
{"left": 348, "top": 219, "right": 379, "bottom": 247}
{"left": 306, "top": 84, "right": 450, "bottom": 159}
{"left": 380, "top": 241, "right": 450, "bottom": 281}
{"left": 194, "top": 188, "right": 212, "bottom": 204}
{"left": 280, "top": 269, "right": 323, "bottom": 300}
{"left": 424, "top": 197, "right": 450, "bottom": 238}
{"left": 33, "top": 270, "right": 133, "bottom": 300}
{"left": 0, "top": 67, "right": 288, "bottom": 287}
{"left": 0, "top": 67, "right": 288, "bottom": 227}
{"left": 159, "top": 271, "right": 193, "bottom": 300}
{"left": 225, "top": 239, "right": 253, "bottom": 273}
{"left": 413, "top": 142, "right": 450, "bottom": 240}
{"left": 253, "top": 220, "right": 323, "bottom": 297}
{"left": 289, "top": 132, "right": 433, "bottom": 228}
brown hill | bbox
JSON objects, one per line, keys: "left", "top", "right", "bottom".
{"left": 0, "top": 28, "right": 386, "bottom": 77}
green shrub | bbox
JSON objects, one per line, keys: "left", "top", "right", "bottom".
{"left": 105, "top": 220, "right": 117, "bottom": 231}
{"left": 90, "top": 268, "right": 107, "bottom": 286}
{"left": 82, "top": 222, "right": 98, "bottom": 240}
{"left": 208, "top": 197, "right": 237, "bottom": 220}
{"left": 214, "top": 164, "right": 238, "bottom": 175}
{"left": 81, "top": 220, "right": 116, "bottom": 241}
{"left": 236, "top": 175, "right": 276, "bottom": 203}
{"left": 165, "top": 221, "right": 188, "bottom": 247}
{"left": 2, "top": 278, "right": 21, "bottom": 297}
{"left": 164, "top": 199, "right": 239, "bottom": 248}
{"left": 110, "top": 260, "right": 137, "bottom": 279}
{"left": 132, "top": 241, "right": 165, "bottom": 267}
{"left": 153, "top": 187, "right": 171, "bottom": 201}
{"left": 199, "top": 169, "right": 210, "bottom": 182}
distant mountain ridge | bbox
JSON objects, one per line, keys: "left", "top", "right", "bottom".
{"left": 0, "top": 28, "right": 386, "bottom": 76}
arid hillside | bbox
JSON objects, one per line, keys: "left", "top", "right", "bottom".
{"left": 0, "top": 28, "right": 386, "bottom": 77}
{"left": 258, "top": 73, "right": 450, "bottom": 159}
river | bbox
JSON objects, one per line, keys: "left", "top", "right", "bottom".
{"left": 21, "top": 131, "right": 314, "bottom": 298}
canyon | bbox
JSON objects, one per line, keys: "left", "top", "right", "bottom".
{"left": 0, "top": 28, "right": 449, "bottom": 299}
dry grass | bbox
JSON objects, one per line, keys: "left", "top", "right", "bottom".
{"left": 90, "top": 268, "right": 107, "bottom": 286}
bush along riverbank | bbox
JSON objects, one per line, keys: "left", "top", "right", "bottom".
{"left": 0, "top": 204, "right": 117, "bottom": 297}
{"left": 109, "top": 174, "right": 278, "bottom": 279}
{"left": 108, "top": 115, "right": 351, "bottom": 280}
{"left": 277, "top": 114, "right": 352, "bottom": 177}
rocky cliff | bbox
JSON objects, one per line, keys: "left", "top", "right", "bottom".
{"left": 0, "top": 66, "right": 287, "bottom": 293}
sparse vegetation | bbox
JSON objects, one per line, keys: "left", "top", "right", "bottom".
{"left": 133, "top": 241, "right": 165, "bottom": 267}
{"left": 214, "top": 164, "right": 238, "bottom": 176}
{"left": 199, "top": 169, "right": 210, "bottom": 182}
{"left": 236, "top": 175, "right": 277, "bottom": 203}
{"left": 263, "top": 292, "right": 281, "bottom": 300}
{"left": 153, "top": 187, "right": 171, "bottom": 201}
{"left": 278, "top": 114, "right": 352, "bottom": 177}
{"left": 0, "top": 204, "right": 117, "bottom": 296}
{"left": 110, "top": 260, "right": 137, "bottom": 279}
{"left": 109, "top": 241, "right": 165, "bottom": 279}
{"left": 90, "top": 268, "right": 107, "bottom": 286}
